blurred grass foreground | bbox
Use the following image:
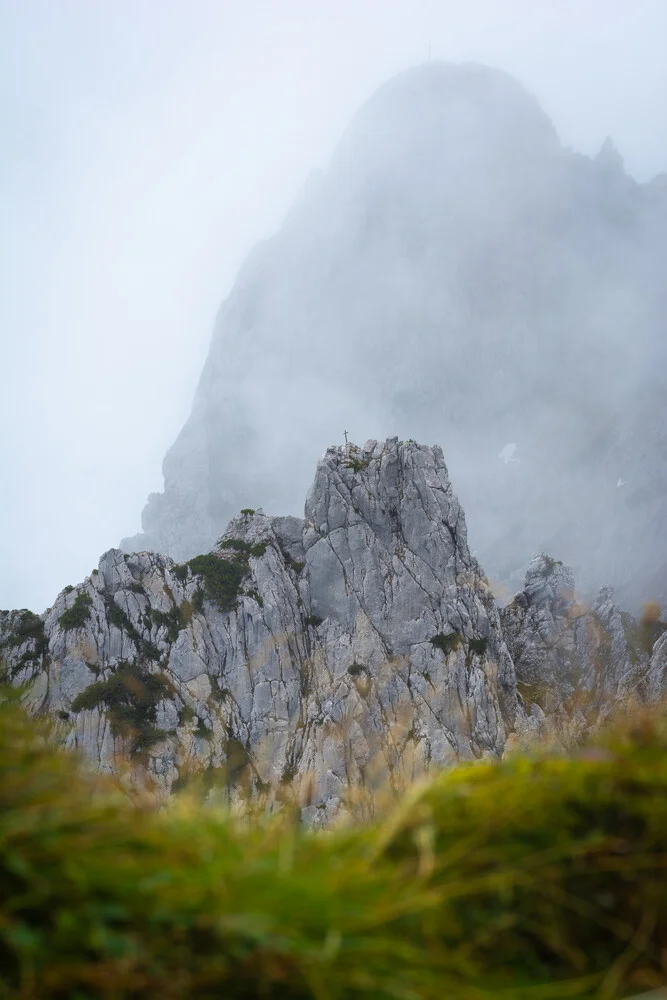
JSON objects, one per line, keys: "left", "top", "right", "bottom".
{"left": 2, "top": 695, "right": 667, "bottom": 999}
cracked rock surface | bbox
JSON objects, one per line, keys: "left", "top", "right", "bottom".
{"left": 1, "top": 440, "right": 516, "bottom": 814}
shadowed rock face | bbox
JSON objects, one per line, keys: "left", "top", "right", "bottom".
{"left": 2, "top": 440, "right": 515, "bottom": 817}
{"left": 122, "top": 61, "right": 667, "bottom": 611}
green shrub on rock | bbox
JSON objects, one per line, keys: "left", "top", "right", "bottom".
{"left": 429, "top": 631, "right": 461, "bottom": 655}
{"left": 70, "top": 662, "right": 171, "bottom": 756}
{"left": 6, "top": 610, "right": 48, "bottom": 657}
{"left": 58, "top": 591, "right": 93, "bottom": 631}
{"left": 187, "top": 553, "right": 247, "bottom": 613}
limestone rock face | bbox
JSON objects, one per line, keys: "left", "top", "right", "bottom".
{"left": 2, "top": 440, "right": 515, "bottom": 815}
{"left": 122, "top": 61, "right": 667, "bottom": 611}
{"left": 299, "top": 441, "right": 516, "bottom": 804}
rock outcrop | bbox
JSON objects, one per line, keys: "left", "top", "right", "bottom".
{"left": 501, "top": 555, "right": 665, "bottom": 718}
{"left": 122, "top": 61, "right": 667, "bottom": 612}
{"left": 2, "top": 440, "right": 516, "bottom": 817}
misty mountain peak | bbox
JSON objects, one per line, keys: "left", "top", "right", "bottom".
{"left": 335, "top": 62, "right": 559, "bottom": 160}
{"left": 123, "top": 62, "right": 667, "bottom": 612}
{"left": 328, "top": 61, "right": 561, "bottom": 216}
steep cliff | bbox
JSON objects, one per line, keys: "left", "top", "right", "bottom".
{"left": 122, "top": 61, "right": 667, "bottom": 610}
{"left": 3, "top": 440, "right": 516, "bottom": 816}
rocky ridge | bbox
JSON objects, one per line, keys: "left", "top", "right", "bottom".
{"left": 2, "top": 440, "right": 665, "bottom": 816}
{"left": 2, "top": 441, "right": 516, "bottom": 817}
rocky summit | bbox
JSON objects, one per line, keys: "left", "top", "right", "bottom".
{"left": 122, "top": 61, "right": 667, "bottom": 611}
{"left": 2, "top": 439, "right": 665, "bottom": 817}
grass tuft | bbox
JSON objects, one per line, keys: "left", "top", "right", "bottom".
{"left": 2, "top": 697, "right": 667, "bottom": 997}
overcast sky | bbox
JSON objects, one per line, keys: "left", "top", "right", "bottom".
{"left": 1, "top": 0, "right": 666, "bottom": 612}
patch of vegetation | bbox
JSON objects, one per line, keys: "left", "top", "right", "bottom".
{"left": 430, "top": 632, "right": 461, "bottom": 656}
{"left": 107, "top": 601, "right": 129, "bottom": 632}
{"left": 305, "top": 614, "right": 323, "bottom": 628}
{"left": 468, "top": 636, "right": 489, "bottom": 657}
{"left": 219, "top": 538, "right": 267, "bottom": 559}
{"left": 219, "top": 538, "right": 251, "bottom": 554}
{"left": 347, "top": 663, "right": 366, "bottom": 676}
{"left": 91, "top": 569, "right": 98, "bottom": 576}
{"left": 70, "top": 661, "right": 172, "bottom": 756}
{"left": 129, "top": 582, "right": 144, "bottom": 595}
{"left": 342, "top": 456, "right": 370, "bottom": 473}
{"left": 5, "top": 700, "right": 667, "bottom": 997}
{"left": 63, "top": 585, "right": 74, "bottom": 594}
{"left": 7, "top": 611, "right": 48, "bottom": 658}
{"left": 58, "top": 591, "right": 93, "bottom": 631}
{"left": 187, "top": 554, "right": 247, "bottom": 614}
{"left": 56, "top": 710, "right": 70, "bottom": 721}
{"left": 171, "top": 563, "right": 189, "bottom": 584}
{"left": 240, "top": 508, "right": 256, "bottom": 516}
